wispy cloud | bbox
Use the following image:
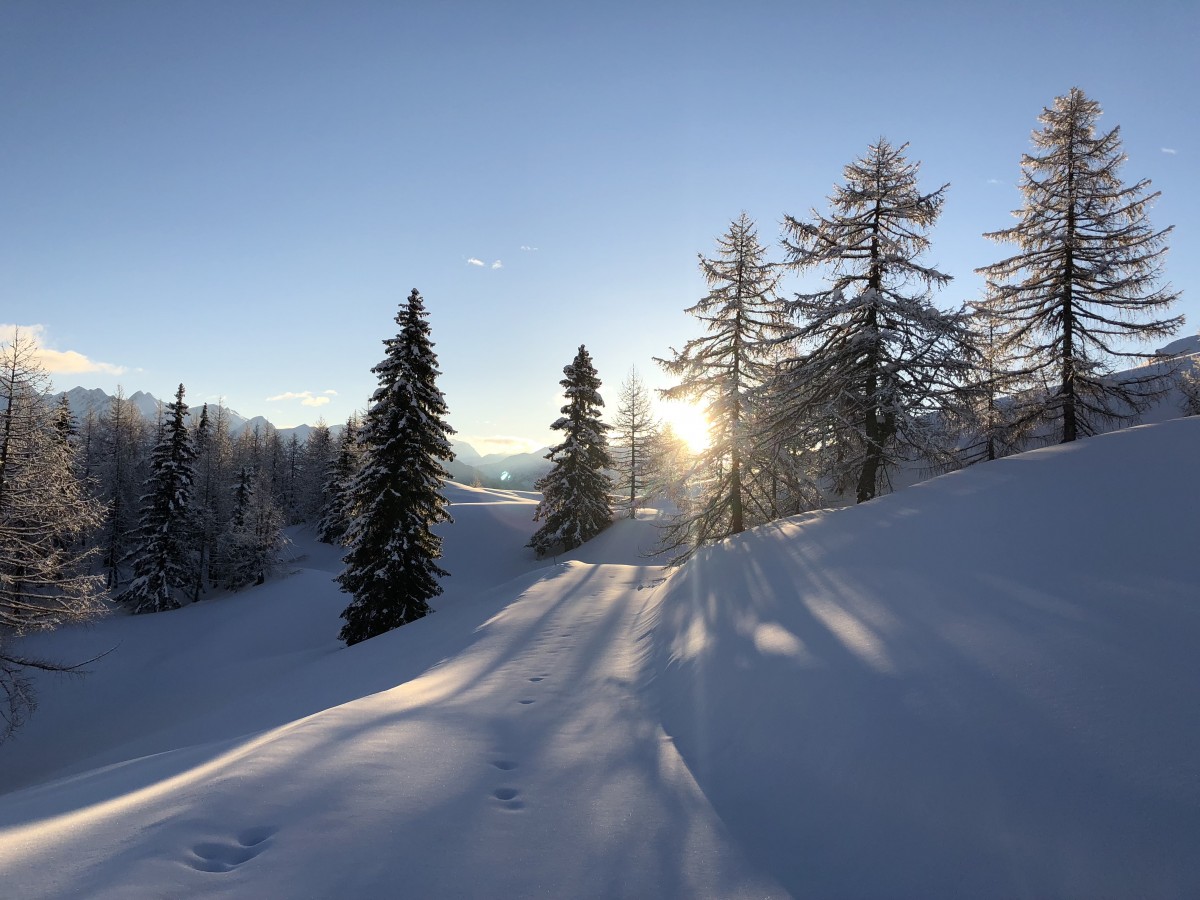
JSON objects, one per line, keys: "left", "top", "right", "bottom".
{"left": 265, "top": 390, "right": 334, "bottom": 408}
{"left": 520, "top": 245, "right": 539, "bottom": 251}
{"left": 491, "top": 260, "right": 503, "bottom": 269}
{"left": 1161, "top": 147, "right": 1178, "bottom": 155}
{"left": 0, "top": 323, "right": 127, "bottom": 375}
{"left": 467, "top": 258, "right": 485, "bottom": 267}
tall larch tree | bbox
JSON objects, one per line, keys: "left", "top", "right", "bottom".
{"left": 977, "top": 87, "right": 1182, "bottom": 443}
{"left": 337, "top": 290, "right": 455, "bottom": 645}
{"left": 776, "top": 139, "right": 974, "bottom": 503}
{"left": 528, "top": 345, "right": 613, "bottom": 556}
{"left": 611, "top": 367, "right": 658, "bottom": 519}
{"left": 1, "top": 332, "right": 106, "bottom": 739}
{"left": 119, "top": 384, "right": 196, "bottom": 614}
{"left": 656, "top": 213, "right": 782, "bottom": 560}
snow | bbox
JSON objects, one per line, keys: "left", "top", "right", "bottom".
{"left": 1, "top": 423, "right": 1199, "bottom": 897}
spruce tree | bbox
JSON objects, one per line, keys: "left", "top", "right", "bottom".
{"left": 529, "top": 345, "right": 613, "bottom": 556}
{"left": 611, "top": 367, "right": 658, "bottom": 519}
{"left": 317, "top": 415, "right": 359, "bottom": 545}
{"left": 777, "top": 139, "right": 974, "bottom": 502}
{"left": 337, "top": 290, "right": 455, "bottom": 645}
{"left": 977, "top": 88, "right": 1182, "bottom": 443}
{"left": 656, "top": 213, "right": 782, "bottom": 559}
{"left": 119, "top": 384, "right": 196, "bottom": 614}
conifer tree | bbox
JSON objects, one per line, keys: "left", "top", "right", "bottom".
{"left": 777, "top": 139, "right": 974, "bottom": 502}
{"left": 656, "top": 214, "right": 782, "bottom": 559}
{"left": 611, "top": 367, "right": 658, "bottom": 519}
{"left": 529, "top": 345, "right": 613, "bottom": 556}
{"left": 317, "top": 415, "right": 359, "bottom": 545}
{"left": 338, "top": 290, "right": 455, "bottom": 645}
{"left": 298, "top": 420, "right": 334, "bottom": 523}
{"left": 119, "top": 384, "right": 196, "bottom": 614}
{"left": 96, "top": 388, "right": 150, "bottom": 590}
{"left": 217, "top": 466, "right": 286, "bottom": 590}
{"left": 977, "top": 88, "right": 1182, "bottom": 443}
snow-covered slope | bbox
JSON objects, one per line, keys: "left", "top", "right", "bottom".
{"left": 1, "top": 422, "right": 1198, "bottom": 898}
{"left": 650, "top": 415, "right": 1200, "bottom": 897}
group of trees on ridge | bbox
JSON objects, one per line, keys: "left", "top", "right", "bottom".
{"left": 0, "top": 87, "right": 1192, "bottom": 738}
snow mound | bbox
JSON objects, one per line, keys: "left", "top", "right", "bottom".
{"left": 649, "top": 416, "right": 1200, "bottom": 898}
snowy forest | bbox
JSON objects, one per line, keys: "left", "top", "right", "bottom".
{"left": 1, "top": 88, "right": 1196, "bottom": 741}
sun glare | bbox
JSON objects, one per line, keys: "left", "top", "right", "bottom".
{"left": 661, "top": 400, "right": 711, "bottom": 453}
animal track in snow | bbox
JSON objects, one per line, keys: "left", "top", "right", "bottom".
{"left": 517, "top": 698, "right": 536, "bottom": 705}
{"left": 490, "top": 759, "right": 518, "bottom": 771}
{"left": 492, "top": 787, "right": 524, "bottom": 810}
{"left": 185, "top": 826, "right": 276, "bottom": 873}
{"left": 528, "top": 676, "right": 545, "bottom": 682}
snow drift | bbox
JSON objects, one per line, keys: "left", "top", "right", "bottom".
{"left": 650, "top": 415, "right": 1200, "bottom": 897}
{"left": 0, "top": 422, "right": 1198, "bottom": 898}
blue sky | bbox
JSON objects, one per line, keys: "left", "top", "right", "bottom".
{"left": 2, "top": 1, "right": 1196, "bottom": 454}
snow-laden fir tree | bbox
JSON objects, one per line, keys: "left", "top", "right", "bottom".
{"left": 118, "top": 384, "right": 196, "bottom": 614}
{"left": 318, "top": 414, "right": 359, "bottom": 545}
{"left": 1, "top": 332, "right": 107, "bottom": 739}
{"left": 977, "top": 88, "right": 1182, "bottom": 443}
{"left": 611, "top": 367, "right": 657, "bottom": 519}
{"left": 655, "top": 213, "right": 782, "bottom": 559}
{"left": 337, "top": 290, "right": 455, "bottom": 645}
{"left": 528, "top": 345, "right": 613, "bottom": 556}
{"left": 776, "top": 139, "right": 974, "bottom": 503}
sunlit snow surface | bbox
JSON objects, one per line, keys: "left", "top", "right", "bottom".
{"left": 2, "top": 420, "right": 1199, "bottom": 898}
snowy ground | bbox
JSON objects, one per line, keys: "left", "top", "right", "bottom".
{"left": 1, "top": 420, "right": 1199, "bottom": 898}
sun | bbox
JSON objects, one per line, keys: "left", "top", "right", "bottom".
{"left": 660, "top": 400, "right": 711, "bottom": 453}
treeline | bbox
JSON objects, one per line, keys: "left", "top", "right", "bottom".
{"left": 651, "top": 87, "right": 1186, "bottom": 560}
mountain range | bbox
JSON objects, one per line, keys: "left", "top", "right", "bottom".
{"left": 53, "top": 386, "right": 551, "bottom": 490}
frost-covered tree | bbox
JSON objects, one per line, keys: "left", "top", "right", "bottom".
{"left": 317, "top": 415, "right": 360, "bottom": 545}
{"left": 298, "top": 420, "right": 334, "bottom": 523}
{"left": 645, "top": 423, "right": 693, "bottom": 508}
{"left": 957, "top": 304, "right": 1028, "bottom": 465}
{"left": 529, "top": 345, "right": 613, "bottom": 556}
{"left": 611, "top": 367, "right": 658, "bottom": 519}
{"left": 216, "top": 465, "right": 286, "bottom": 591}
{"left": 119, "top": 384, "right": 196, "bottom": 614}
{"left": 338, "top": 290, "right": 455, "bottom": 645}
{"left": 656, "top": 214, "right": 782, "bottom": 559}
{"left": 0, "top": 331, "right": 106, "bottom": 629}
{"left": 96, "top": 388, "right": 151, "bottom": 590}
{"left": 977, "top": 88, "right": 1182, "bottom": 443}
{"left": 0, "top": 332, "right": 106, "bottom": 740}
{"left": 776, "top": 139, "right": 974, "bottom": 502}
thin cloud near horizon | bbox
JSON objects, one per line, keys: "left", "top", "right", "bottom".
{"left": 265, "top": 389, "right": 337, "bottom": 408}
